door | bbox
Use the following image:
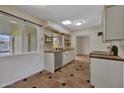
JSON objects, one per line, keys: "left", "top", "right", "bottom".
{"left": 76, "top": 36, "right": 90, "bottom": 55}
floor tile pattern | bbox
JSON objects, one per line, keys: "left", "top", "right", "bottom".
{"left": 5, "top": 55, "right": 91, "bottom": 88}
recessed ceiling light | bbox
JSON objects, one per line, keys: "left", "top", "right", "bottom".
{"left": 62, "top": 20, "right": 72, "bottom": 25}
{"left": 73, "top": 19, "right": 86, "bottom": 26}
{"left": 75, "top": 22, "right": 82, "bottom": 26}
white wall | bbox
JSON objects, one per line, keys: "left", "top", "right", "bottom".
{"left": 0, "top": 6, "right": 43, "bottom": 25}
{"left": 0, "top": 53, "right": 44, "bottom": 87}
{"left": 71, "top": 26, "right": 109, "bottom": 54}
{"left": 44, "top": 20, "right": 70, "bottom": 34}
{"left": 0, "top": 6, "right": 44, "bottom": 87}
{"left": 71, "top": 25, "right": 124, "bottom": 58}
{"left": 76, "top": 36, "right": 90, "bottom": 55}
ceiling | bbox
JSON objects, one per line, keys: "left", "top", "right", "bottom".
{"left": 15, "top": 5, "right": 103, "bottom": 31}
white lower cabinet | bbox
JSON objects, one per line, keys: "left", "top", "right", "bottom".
{"left": 70, "top": 50, "right": 75, "bottom": 61}
{"left": 90, "top": 58, "right": 123, "bottom": 88}
{"left": 63, "top": 51, "right": 70, "bottom": 66}
{"left": 45, "top": 50, "right": 75, "bottom": 73}
{"left": 62, "top": 50, "right": 75, "bottom": 66}
{"left": 62, "top": 51, "right": 68, "bottom": 66}
{"left": 45, "top": 53, "right": 55, "bottom": 73}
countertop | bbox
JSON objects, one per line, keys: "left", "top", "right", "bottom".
{"left": 44, "top": 48, "right": 75, "bottom": 53}
{"left": 90, "top": 51, "right": 124, "bottom": 61}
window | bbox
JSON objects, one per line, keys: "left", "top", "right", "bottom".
{"left": 23, "top": 22, "right": 38, "bottom": 53}
{"left": 0, "top": 34, "right": 11, "bottom": 54}
{"left": 0, "top": 13, "right": 23, "bottom": 56}
{"left": 53, "top": 33, "right": 64, "bottom": 48}
{"left": 9, "top": 20, "right": 22, "bottom": 54}
{"left": 0, "top": 13, "right": 40, "bottom": 57}
{"left": 53, "top": 37, "right": 60, "bottom": 48}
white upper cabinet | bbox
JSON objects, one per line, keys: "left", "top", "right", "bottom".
{"left": 102, "top": 5, "right": 124, "bottom": 41}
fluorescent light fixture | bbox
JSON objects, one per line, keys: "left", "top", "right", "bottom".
{"left": 62, "top": 20, "right": 72, "bottom": 25}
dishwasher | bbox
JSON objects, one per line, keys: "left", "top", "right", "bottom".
{"left": 54, "top": 52, "right": 62, "bottom": 71}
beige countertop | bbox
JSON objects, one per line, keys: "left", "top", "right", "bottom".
{"left": 44, "top": 48, "right": 75, "bottom": 53}
{"left": 90, "top": 51, "right": 124, "bottom": 61}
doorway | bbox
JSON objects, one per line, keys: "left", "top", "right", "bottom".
{"left": 76, "top": 36, "right": 90, "bottom": 55}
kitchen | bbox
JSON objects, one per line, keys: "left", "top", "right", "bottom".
{"left": 0, "top": 5, "right": 124, "bottom": 88}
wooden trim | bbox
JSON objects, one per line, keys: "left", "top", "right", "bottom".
{"left": 0, "top": 10, "right": 42, "bottom": 27}
{"left": 90, "top": 55, "right": 124, "bottom": 61}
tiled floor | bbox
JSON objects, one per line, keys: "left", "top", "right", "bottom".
{"left": 5, "top": 55, "right": 91, "bottom": 88}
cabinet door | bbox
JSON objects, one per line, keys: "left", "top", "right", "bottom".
{"left": 65, "top": 51, "right": 69, "bottom": 63}
{"left": 62, "top": 50, "right": 75, "bottom": 66}
{"left": 103, "top": 6, "right": 124, "bottom": 41}
{"left": 62, "top": 51, "right": 68, "bottom": 66}
{"left": 70, "top": 50, "right": 75, "bottom": 61}
{"left": 62, "top": 52, "right": 66, "bottom": 66}
{"left": 45, "top": 53, "right": 54, "bottom": 73}
{"left": 90, "top": 58, "right": 123, "bottom": 88}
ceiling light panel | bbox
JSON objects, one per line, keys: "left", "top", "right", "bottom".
{"left": 75, "top": 22, "right": 82, "bottom": 26}
{"left": 62, "top": 20, "right": 72, "bottom": 25}
{"left": 73, "top": 19, "right": 86, "bottom": 26}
